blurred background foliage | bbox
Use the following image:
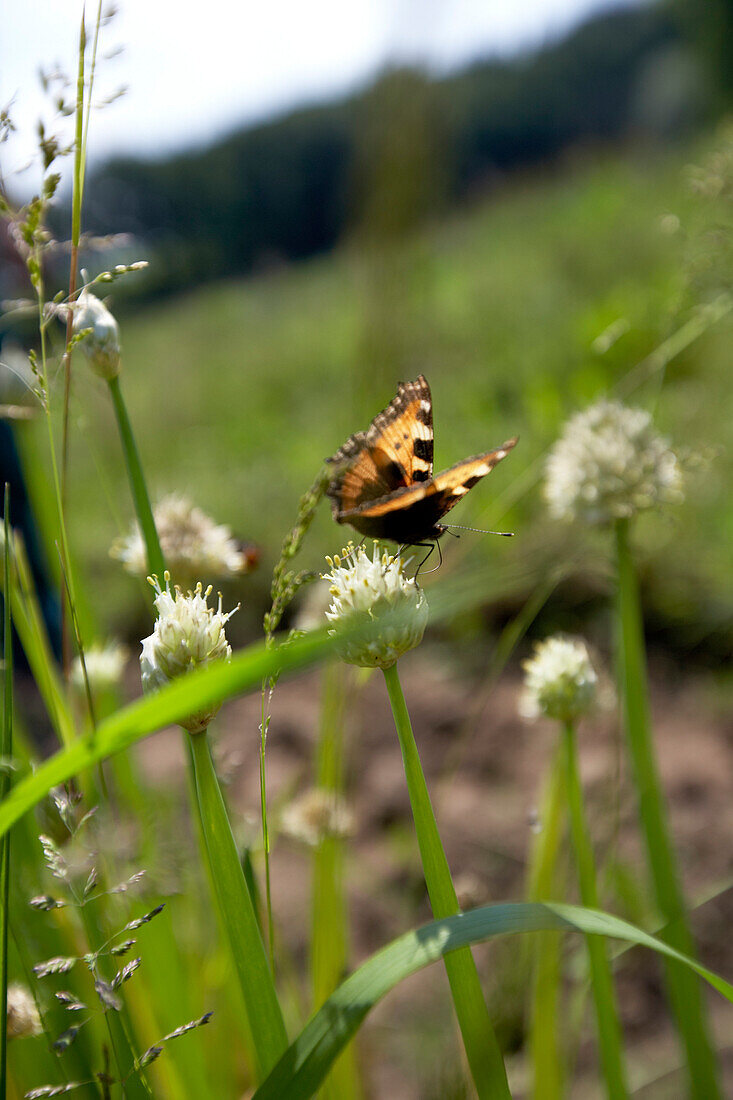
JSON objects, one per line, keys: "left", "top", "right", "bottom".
{"left": 2, "top": 0, "right": 732, "bottom": 662}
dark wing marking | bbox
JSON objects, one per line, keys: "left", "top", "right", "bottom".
{"left": 326, "top": 375, "right": 434, "bottom": 516}
{"left": 338, "top": 440, "right": 518, "bottom": 521}
{"left": 363, "top": 374, "right": 433, "bottom": 483}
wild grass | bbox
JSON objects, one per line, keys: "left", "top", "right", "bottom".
{"left": 21, "top": 142, "right": 732, "bottom": 650}
{"left": 2, "top": 9, "right": 733, "bottom": 1099}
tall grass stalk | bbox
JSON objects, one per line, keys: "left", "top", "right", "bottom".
{"left": 189, "top": 728, "right": 288, "bottom": 1081}
{"left": 526, "top": 741, "right": 565, "bottom": 1100}
{"left": 0, "top": 531, "right": 74, "bottom": 747}
{"left": 382, "top": 662, "right": 510, "bottom": 1099}
{"left": 562, "top": 720, "right": 628, "bottom": 1098}
{"left": 311, "top": 662, "right": 363, "bottom": 1100}
{"left": 107, "top": 376, "right": 165, "bottom": 579}
{"left": 615, "top": 518, "right": 721, "bottom": 1098}
{"left": 1, "top": 488, "right": 13, "bottom": 1100}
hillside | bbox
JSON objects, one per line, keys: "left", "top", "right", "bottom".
{"left": 26, "top": 140, "right": 732, "bottom": 657}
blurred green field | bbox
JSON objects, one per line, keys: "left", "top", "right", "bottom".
{"left": 23, "top": 140, "right": 733, "bottom": 655}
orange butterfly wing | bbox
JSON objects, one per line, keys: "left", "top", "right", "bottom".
{"left": 327, "top": 375, "right": 434, "bottom": 515}
{"left": 326, "top": 374, "right": 517, "bottom": 544}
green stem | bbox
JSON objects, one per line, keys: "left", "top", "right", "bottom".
{"left": 1, "top": 487, "right": 13, "bottom": 1100}
{"left": 107, "top": 376, "right": 165, "bottom": 579}
{"left": 61, "top": 10, "right": 86, "bottom": 500}
{"left": 526, "top": 740, "right": 566, "bottom": 1100}
{"left": 382, "top": 662, "right": 510, "bottom": 1100}
{"left": 36, "top": 272, "right": 80, "bottom": 677}
{"left": 312, "top": 662, "right": 362, "bottom": 1100}
{"left": 562, "top": 721, "right": 628, "bottom": 1099}
{"left": 190, "top": 729, "right": 288, "bottom": 1081}
{"left": 615, "top": 518, "right": 720, "bottom": 1098}
{"left": 259, "top": 681, "right": 275, "bottom": 971}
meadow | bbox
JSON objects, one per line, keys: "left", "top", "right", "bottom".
{"left": 21, "top": 143, "right": 731, "bottom": 654}
{"left": 2, "top": 12, "right": 733, "bottom": 1099}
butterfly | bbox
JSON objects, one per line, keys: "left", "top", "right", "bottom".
{"left": 326, "top": 374, "right": 517, "bottom": 546}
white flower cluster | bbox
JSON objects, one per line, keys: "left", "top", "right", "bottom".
{"left": 140, "top": 573, "right": 238, "bottom": 733}
{"left": 545, "top": 399, "right": 683, "bottom": 525}
{"left": 112, "top": 495, "right": 254, "bottom": 582}
{"left": 6, "top": 984, "right": 41, "bottom": 1039}
{"left": 520, "top": 635, "right": 598, "bottom": 723}
{"left": 71, "top": 641, "right": 127, "bottom": 696}
{"left": 322, "top": 543, "right": 428, "bottom": 669}
{"left": 72, "top": 289, "right": 121, "bottom": 380}
{"left": 280, "top": 787, "right": 355, "bottom": 848}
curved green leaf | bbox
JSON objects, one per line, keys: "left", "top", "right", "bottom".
{"left": 0, "top": 565, "right": 508, "bottom": 839}
{"left": 252, "top": 901, "right": 733, "bottom": 1100}
{"left": 0, "top": 626, "right": 337, "bottom": 838}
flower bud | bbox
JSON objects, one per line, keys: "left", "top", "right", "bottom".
{"left": 322, "top": 543, "right": 427, "bottom": 669}
{"left": 73, "top": 289, "right": 121, "bottom": 380}
{"left": 140, "top": 573, "right": 238, "bottom": 733}
{"left": 520, "top": 635, "right": 598, "bottom": 724}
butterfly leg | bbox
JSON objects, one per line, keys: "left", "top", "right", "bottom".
{"left": 412, "top": 541, "right": 442, "bottom": 585}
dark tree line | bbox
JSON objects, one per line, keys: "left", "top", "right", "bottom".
{"left": 80, "top": 3, "right": 709, "bottom": 298}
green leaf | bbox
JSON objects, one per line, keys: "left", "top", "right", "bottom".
{"left": 0, "top": 626, "right": 337, "bottom": 841}
{"left": 615, "top": 519, "right": 721, "bottom": 1097}
{"left": 382, "top": 662, "right": 509, "bottom": 1098}
{"left": 252, "top": 901, "right": 733, "bottom": 1100}
{"left": 190, "top": 731, "right": 288, "bottom": 1080}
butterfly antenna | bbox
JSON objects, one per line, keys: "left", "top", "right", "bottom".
{"left": 441, "top": 524, "right": 514, "bottom": 537}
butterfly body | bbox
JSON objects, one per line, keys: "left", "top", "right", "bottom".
{"left": 327, "top": 375, "right": 516, "bottom": 545}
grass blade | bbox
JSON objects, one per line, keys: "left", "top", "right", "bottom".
{"left": 189, "top": 730, "right": 288, "bottom": 1080}
{"left": 0, "top": 532, "right": 74, "bottom": 747}
{"left": 382, "top": 662, "right": 510, "bottom": 1099}
{"left": 1, "top": 486, "right": 13, "bottom": 1100}
{"left": 252, "top": 900, "right": 733, "bottom": 1100}
{"left": 562, "top": 721, "right": 628, "bottom": 1098}
{"left": 107, "top": 376, "right": 165, "bottom": 580}
{"left": 0, "top": 627, "right": 338, "bottom": 842}
{"left": 615, "top": 519, "right": 721, "bottom": 1098}
{"left": 311, "top": 663, "right": 363, "bottom": 1100}
{"left": 526, "top": 740, "right": 566, "bottom": 1100}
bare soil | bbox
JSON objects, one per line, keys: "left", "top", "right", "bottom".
{"left": 139, "top": 650, "right": 733, "bottom": 1099}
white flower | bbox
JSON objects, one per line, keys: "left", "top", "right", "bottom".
{"left": 140, "top": 573, "right": 238, "bottom": 733}
{"left": 6, "top": 984, "right": 41, "bottom": 1039}
{"left": 280, "top": 787, "right": 355, "bottom": 848}
{"left": 520, "top": 635, "right": 598, "bottom": 723}
{"left": 71, "top": 641, "right": 127, "bottom": 696}
{"left": 112, "top": 495, "right": 255, "bottom": 582}
{"left": 322, "top": 542, "right": 428, "bottom": 669}
{"left": 544, "top": 399, "right": 684, "bottom": 525}
{"left": 72, "top": 289, "right": 121, "bottom": 380}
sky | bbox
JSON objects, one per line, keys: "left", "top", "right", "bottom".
{"left": 1, "top": 0, "right": 639, "bottom": 178}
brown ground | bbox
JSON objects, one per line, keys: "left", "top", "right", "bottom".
{"left": 139, "top": 650, "right": 733, "bottom": 1099}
